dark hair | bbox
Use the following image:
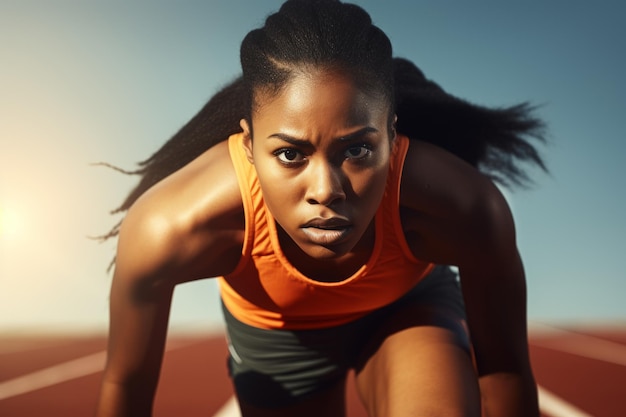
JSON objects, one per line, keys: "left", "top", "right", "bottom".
{"left": 240, "top": 0, "right": 394, "bottom": 121}
{"left": 97, "top": 0, "right": 547, "bottom": 249}
{"left": 392, "top": 57, "right": 547, "bottom": 186}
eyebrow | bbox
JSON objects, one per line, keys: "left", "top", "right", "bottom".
{"left": 267, "top": 127, "right": 379, "bottom": 146}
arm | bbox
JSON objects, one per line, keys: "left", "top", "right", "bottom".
{"left": 95, "top": 206, "right": 180, "bottom": 417}
{"left": 96, "top": 278, "right": 173, "bottom": 417}
{"left": 457, "top": 189, "right": 538, "bottom": 417}
{"left": 401, "top": 140, "right": 539, "bottom": 417}
{"left": 96, "top": 141, "right": 244, "bottom": 417}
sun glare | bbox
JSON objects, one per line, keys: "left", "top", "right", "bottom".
{"left": 0, "top": 204, "right": 24, "bottom": 242}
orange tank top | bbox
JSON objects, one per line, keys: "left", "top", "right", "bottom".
{"left": 218, "top": 133, "right": 433, "bottom": 329}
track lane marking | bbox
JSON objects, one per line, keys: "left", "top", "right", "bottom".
{"left": 212, "top": 396, "right": 241, "bottom": 417}
{"left": 0, "top": 340, "right": 194, "bottom": 401}
{"left": 530, "top": 323, "right": 626, "bottom": 366}
{"left": 0, "top": 351, "right": 106, "bottom": 401}
{"left": 538, "top": 385, "right": 593, "bottom": 417}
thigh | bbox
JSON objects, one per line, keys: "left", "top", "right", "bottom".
{"left": 355, "top": 306, "right": 480, "bottom": 417}
{"left": 354, "top": 269, "right": 481, "bottom": 416}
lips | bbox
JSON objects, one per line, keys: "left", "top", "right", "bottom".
{"left": 300, "top": 217, "right": 352, "bottom": 245}
{"left": 301, "top": 217, "right": 351, "bottom": 229}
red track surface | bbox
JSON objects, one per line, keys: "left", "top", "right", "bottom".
{"left": 1, "top": 325, "right": 624, "bottom": 416}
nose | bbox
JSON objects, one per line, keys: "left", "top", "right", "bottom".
{"left": 305, "top": 161, "right": 346, "bottom": 206}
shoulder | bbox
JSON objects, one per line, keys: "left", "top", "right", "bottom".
{"left": 115, "top": 139, "right": 244, "bottom": 284}
{"left": 399, "top": 139, "right": 516, "bottom": 265}
{"left": 400, "top": 139, "right": 505, "bottom": 219}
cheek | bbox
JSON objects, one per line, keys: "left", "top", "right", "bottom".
{"left": 351, "top": 156, "right": 390, "bottom": 196}
{"left": 254, "top": 165, "right": 301, "bottom": 219}
{"left": 360, "top": 170, "right": 388, "bottom": 209}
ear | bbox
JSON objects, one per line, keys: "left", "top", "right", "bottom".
{"left": 240, "top": 119, "right": 254, "bottom": 164}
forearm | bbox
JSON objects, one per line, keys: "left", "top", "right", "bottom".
{"left": 96, "top": 318, "right": 167, "bottom": 417}
{"left": 96, "top": 271, "right": 174, "bottom": 417}
{"left": 461, "top": 255, "right": 538, "bottom": 416}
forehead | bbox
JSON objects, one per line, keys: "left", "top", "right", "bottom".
{"left": 252, "top": 68, "right": 389, "bottom": 123}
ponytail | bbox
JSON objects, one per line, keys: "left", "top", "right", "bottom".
{"left": 393, "top": 58, "right": 547, "bottom": 187}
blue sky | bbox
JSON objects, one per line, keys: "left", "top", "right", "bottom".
{"left": 1, "top": 1, "right": 624, "bottom": 331}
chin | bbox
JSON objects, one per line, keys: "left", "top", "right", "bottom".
{"left": 301, "top": 242, "right": 353, "bottom": 260}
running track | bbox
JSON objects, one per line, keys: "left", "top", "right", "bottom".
{"left": 1, "top": 323, "right": 624, "bottom": 417}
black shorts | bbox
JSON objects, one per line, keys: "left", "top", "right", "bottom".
{"left": 222, "top": 266, "right": 469, "bottom": 408}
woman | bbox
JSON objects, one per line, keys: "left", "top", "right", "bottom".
{"left": 96, "top": 1, "right": 547, "bottom": 416}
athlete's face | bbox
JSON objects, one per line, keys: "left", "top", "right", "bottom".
{"left": 241, "top": 68, "right": 394, "bottom": 262}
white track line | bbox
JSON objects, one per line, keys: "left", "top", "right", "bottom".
{"left": 0, "top": 351, "right": 106, "bottom": 401}
{"left": 530, "top": 323, "right": 626, "bottom": 366}
{"left": 538, "top": 385, "right": 593, "bottom": 417}
{"left": 212, "top": 396, "right": 241, "bottom": 417}
{"left": 0, "top": 340, "right": 193, "bottom": 401}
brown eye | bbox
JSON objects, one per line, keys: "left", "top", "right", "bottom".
{"left": 275, "top": 148, "right": 305, "bottom": 164}
{"left": 345, "top": 144, "right": 372, "bottom": 160}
